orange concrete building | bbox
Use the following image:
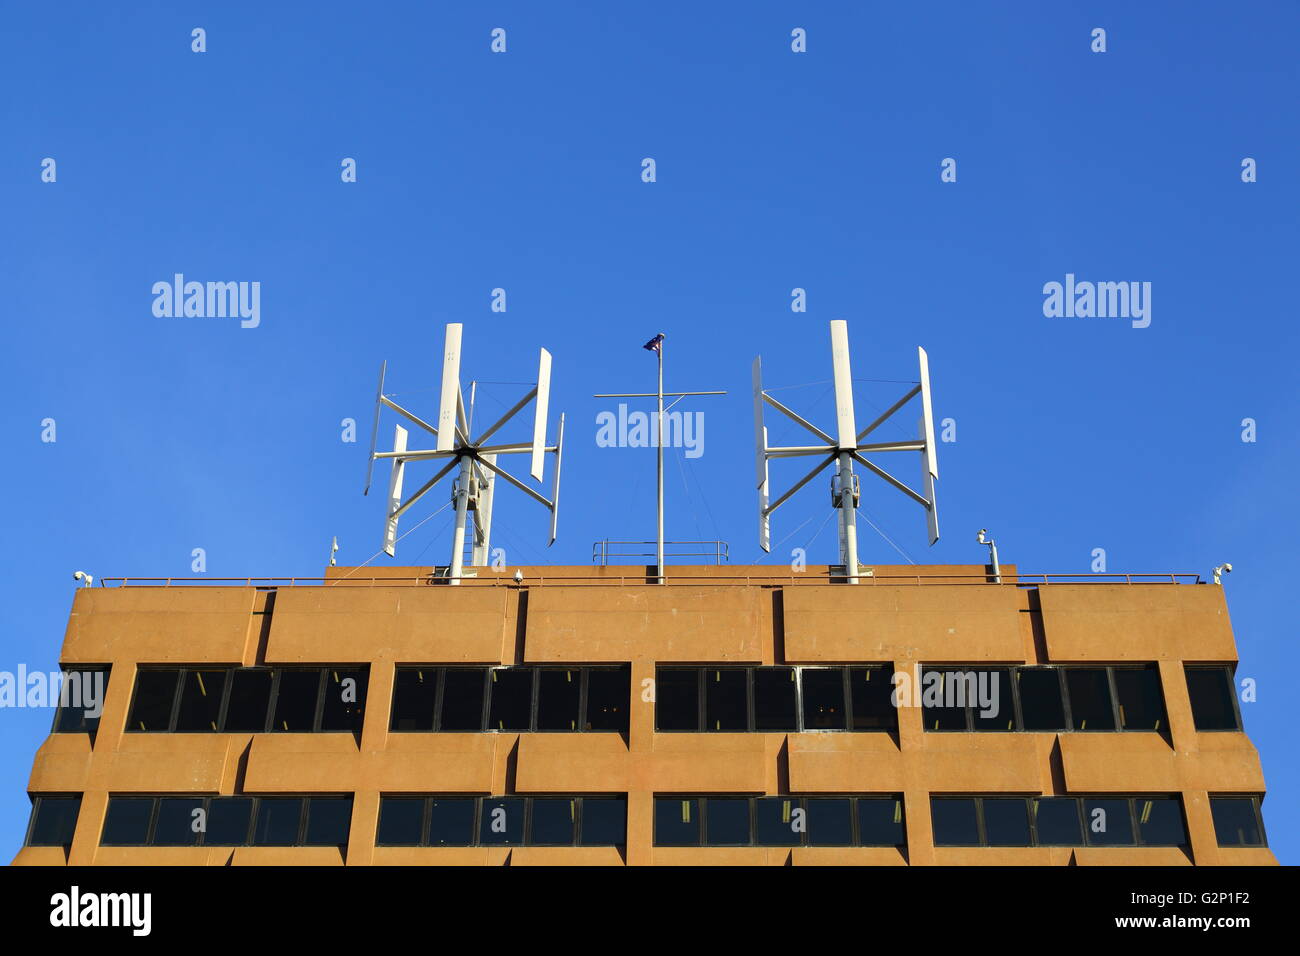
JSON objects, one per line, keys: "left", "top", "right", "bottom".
{"left": 13, "top": 563, "right": 1275, "bottom": 865}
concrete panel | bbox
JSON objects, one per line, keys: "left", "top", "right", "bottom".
{"left": 62, "top": 587, "right": 255, "bottom": 663}
{"left": 782, "top": 585, "right": 1024, "bottom": 662}
{"left": 1039, "top": 585, "right": 1237, "bottom": 661}
{"left": 266, "top": 586, "right": 510, "bottom": 663}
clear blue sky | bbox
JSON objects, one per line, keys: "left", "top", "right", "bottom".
{"left": 1, "top": 1, "right": 1295, "bottom": 862}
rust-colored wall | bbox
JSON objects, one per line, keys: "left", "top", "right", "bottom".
{"left": 13, "top": 565, "right": 1276, "bottom": 866}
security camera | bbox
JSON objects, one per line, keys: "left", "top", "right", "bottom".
{"left": 977, "top": 529, "right": 989, "bottom": 544}
{"left": 72, "top": 571, "right": 92, "bottom": 587}
{"left": 513, "top": 570, "right": 524, "bottom": 584}
{"left": 1212, "top": 564, "right": 1233, "bottom": 585}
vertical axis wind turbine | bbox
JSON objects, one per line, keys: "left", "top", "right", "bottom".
{"left": 363, "top": 323, "right": 565, "bottom": 584}
{"left": 753, "top": 319, "right": 939, "bottom": 583}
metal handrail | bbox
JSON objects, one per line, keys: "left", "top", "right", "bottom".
{"left": 593, "top": 540, "right": 730, "bottom": 565}
{"left": 96, "top": 572, "right": 1203, "bottom": 588}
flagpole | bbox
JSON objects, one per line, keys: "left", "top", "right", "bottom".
{"left": 656, "top": 338, "right": 665, "bottom": 585}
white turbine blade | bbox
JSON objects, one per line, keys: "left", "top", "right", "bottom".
{"left": 752, "top": 356, "right": 771, "bottom": 552}
{"left": 436, "top": 324, "right": 463, "bottom": 452}
{"left": 830, "top": 320, "right": 857, "bottom": 449}
{"left": 363, "top": 359, "right": 386, "bottom": 495}
{"left": 383, "top": 424, "right": 408, "bottom": 556}
{"left": 918, "top": 346, "right": 938, "bottom": 480}
{"left": 531, "top": 348, "right": 552, "bottom": 481}
{"left": 919, "top": 415, "right": 939, "bottom": 545}
{"left": 548, "top": 414, "right": 565, "bottom": 546}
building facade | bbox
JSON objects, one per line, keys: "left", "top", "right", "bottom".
{"left": 14, "top": 563, "right": 1275, "bottom": 865}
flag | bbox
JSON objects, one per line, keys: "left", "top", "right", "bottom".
{"left": 643, "top": 333, "right": 665, "bottom": 352}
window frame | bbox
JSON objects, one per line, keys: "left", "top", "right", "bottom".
{"left": 654, "top": 665, "right": 896, "bottom": 733}
{"left": 125, "top": 665, "right": 368, "bottom": 734}
{"left": 1208, "top": 794, "right": 1268, "bottom": 848}
{"left": 98, "top": 794, "right": 352, "bottom": 848}
{"left": 1184, "top": 664, "right": 1243, "bottom": 732}
{"left": 652, "top": 794, "right": 906, "bottom": 847}
{"left": 24, "top": 794, "right": 82, "bottom": 848}
{"left": 928, "top": 794, "right": 1188, "bottom": 848}
{"left": 919, "top": 664, "right": 1169, "bottom": 734}
{"left": 50, "top": 665, "right": 112, "bottom": 736}
{"left": 373, "top": 794, "right": 628, "bottom": 847}
{"left": 389, "top": 664, "right": 631, "bottom": 734}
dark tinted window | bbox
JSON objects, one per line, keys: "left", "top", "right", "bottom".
{"left": 1017, "top": 669, "right": 1066, "bottom": 731}
{"left": 175, "top": 669, "right": 227, "bottom": 732}
{"left": 1065, "top": 669, "right": 1115, "bottom": 730}
{"left": 857, "top": 797, "right": 905, "bottom": 846}
{"left": 304, "top": 797, "right": 352, "bottom": 846}
{"left": 704, "top": 669, "right": 747, "bottom": 731}
{"left": 128, "top": 670, "right": 179, "bottom": 731}
{"left": 487, "top": 669, "right": 533, "bottom": 731}
{"left": 377, "top": 798, "right": 425, "bottom": 845}
{"left": 1084, "top": 798, "right": 1134, "bottom": 846}
{"left": 529, "top": 798, "right": 575, "bottom": 845}
{"left": 223, "top": 669, "right": 271, "bottom": 732}
{"left": 970, "top": 669, "right": 1015, "bottom": 731}
{"left": 705, "top": 797, "right": 750, "bottom": 845}
{"left": 656, "top": 669, "right": 700, "bottom": 731}
{"left": 54, "top": 667, "right": 109, "bottom": 733}
{"left": 580, "top": 798, "right": 626, "bottom": 846}
{"left": 320, "top": 668, "right": 367, "bottom": 733}
{"left": 1115, "top": 667, "right": 1165, "bottom": 731}
{"left": 390, "top": 669, "right": 437, "bottom": 731}
{"left": 802, "top": 669, "right": 846, "bottom": 730}
{"left": 1033, "top": 797, "right": 1082, "bottom": 845}
{"left": 1210, "top": 797, "right": 1263, "bottom": 847}
{"left": 982, "top": 798, "right": 1031, "bottom": 846}
{"left": 755, "top": 797, "right": 802, "bottom": 846}
{"left": 1186, "top": 667, "right": 1239, "bottom": 731}
{"left": 537, "top": 669, "right": 580, "bottom": 731}
{"left": 101, "top": 797, "right": 153, "bottom": 846}
{"left": 922, "top": 670, "right": 969, "bottom": 730}
{"left": 205, "top": 798, "right": 253, "bottom": 845}
{"left": 273, "top": 671, "right": 321, "bottom": 732}
{"left": 479, "top": 797, "right": 524, "bottom": 845}
{"left": 153, "top": 797, "right": 203, "bottom": 846}
{"left": 585, "top": 668, "right": 629, "bottom": 732}
{"left": 1136, "top": 797, "right": 1185, "bottom": 846}
{"left": 29, "top": 796, "right": 81, "bottom": 847}
{"left": 931, "top": 797, "right": 979, "bottom": 845}
{"left": 753, "top": 667, "right": 798, "bottom": 731}
{"left": 253, "top": 798, "right": 303, "bottom": 845}
{"left": 427, "top": 798, "right": 475, "bottom": 846}
{"left": 654, "top": 797, "right": 700, "bottom": 845}
{"left": 806, "top": 798, "right": 852, "bottom": 846}
{"left": 850, "top": 666, "right": 896, "bottom": 731}
{"left": 440, "top": 669, "right": 487, "bottom": 731}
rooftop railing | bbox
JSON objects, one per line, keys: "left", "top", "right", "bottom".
{"left": 95, "top": 572, "right": 1204, "bottom": 588}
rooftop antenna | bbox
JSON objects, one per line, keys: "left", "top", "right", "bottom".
{"left": 753, "top": 319, "right": 939, "bottom": 583}
{"left": 595, "top": 332, "right": 726, "bottom": 585}
{"left": 363, "top": 323, "right": 564, "bottom": 584}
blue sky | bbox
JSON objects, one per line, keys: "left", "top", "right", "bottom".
{"left": 1, "top": 1, "right": 1296, "bottom": 862}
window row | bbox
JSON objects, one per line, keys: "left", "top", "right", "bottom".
{"left": 58, "top": 661, "right": 1247, "bottom": 738}
{"left": 126, "top": 666, "right": 368, "bottom": 733}
{"left": 99, "top": 795, "right": 353, "bottom": 847}
{"left": 655, "top": 666, "right": 896, "bottom": 732}
{"left": 23, "top": 792, "right": 1268, "bottom": 850}
{"left": 921, "top": 665, "right": 1166, "bottom": 732}
{"left": 391, "top": 666, "right": 629, "bottom": 733}
{"left": 654, "top": 796, "right": 906, "bottom": 847}
{"left": 377, "top": 795, "right": 627, "bottom": 847}
{"left": 931, "top": 795, "right": 1187, "bottom": 847}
